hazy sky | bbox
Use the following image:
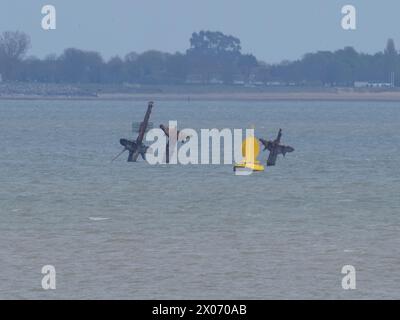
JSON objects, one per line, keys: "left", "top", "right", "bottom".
{"left": 1, "top": 0, "right": 399, "bottom": 63}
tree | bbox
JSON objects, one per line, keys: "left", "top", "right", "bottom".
{"left": 104, "top": 56, "right": 124, "bottom": 83}
{"left": 384, "top": 38, "right": 396, "bottom": 56}
{"left": 188, "top": 31, "right": 241, "bottom": 55}
{"left": 237, "top": 54, "right": 258, "bottom": 81}
{"left": 0, "top": 31, "right": 31, "bottom": 80}
{"left": 186, "top": 31, "right": 243, "bottom": 83}
{"left": 135, "top": 50, "right": 169, "bottom": 84}
{"left": 58, "top": 48, "right": 103, "bottom": 83}
{"left": 384, "top": 38, "right": 398, "bottom": 84}
{"left": 165, "top": 52, "right": 187, "bottom": 84}
{"left": 332, "top": 47, "right": 359, "bottom": 85}
{"left": 124, "top": 51, "right": 139, "bottom": 63}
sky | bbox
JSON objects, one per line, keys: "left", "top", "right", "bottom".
{"left": 0, "top": 0, "right": 399, "bottom": 63}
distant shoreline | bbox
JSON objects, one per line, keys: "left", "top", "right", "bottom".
{"left": 2, "top": 83, "right": 400, "bottom": 101}
{"left": 3, "top": 91, "right": 400, "bottom": 102}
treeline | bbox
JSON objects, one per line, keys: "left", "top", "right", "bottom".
{"left": 0, "top": 30, "right": 399, "bottom": 86}
{"left": 269, "top": 39, "right": 399, "bottom": 86}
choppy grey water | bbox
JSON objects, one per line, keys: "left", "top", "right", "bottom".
{"left": 0, "top": 99, "right": 399, "bottom": 299}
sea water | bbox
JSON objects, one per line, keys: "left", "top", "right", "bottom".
{"left": 0, "top": 99, "right": 399, "bottom": 299}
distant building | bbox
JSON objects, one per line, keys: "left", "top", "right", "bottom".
{"left": 354, "top": 81, "right": 369, "bottom": 88}
{"left": 233, "top": 80, "right": 245, "bottom": 85}
{"left": 209, "top": 77, "right": 224, "bottom": 85}
{"left": 123, "top": 82, "right": 141, "bottom": 88}
{"left": 354, "top": 81, "right": 392, "bottom": 88}
{"left": 266, "top": 81, "right": 284, "bottom": 87}
{"left": 251, "top": 81, "right": 264, "bottom": 86}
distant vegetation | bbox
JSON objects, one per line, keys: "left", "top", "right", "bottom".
{"left": 0, "top": 30, "right": 399, "bottom": 87}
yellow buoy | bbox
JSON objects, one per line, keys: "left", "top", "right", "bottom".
{"left": 234, "top": 134, "right": 265, "bottom": 172}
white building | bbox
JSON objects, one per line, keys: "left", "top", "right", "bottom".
{"left": 354, "top": 81, "right": 392, "bottom": 88}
